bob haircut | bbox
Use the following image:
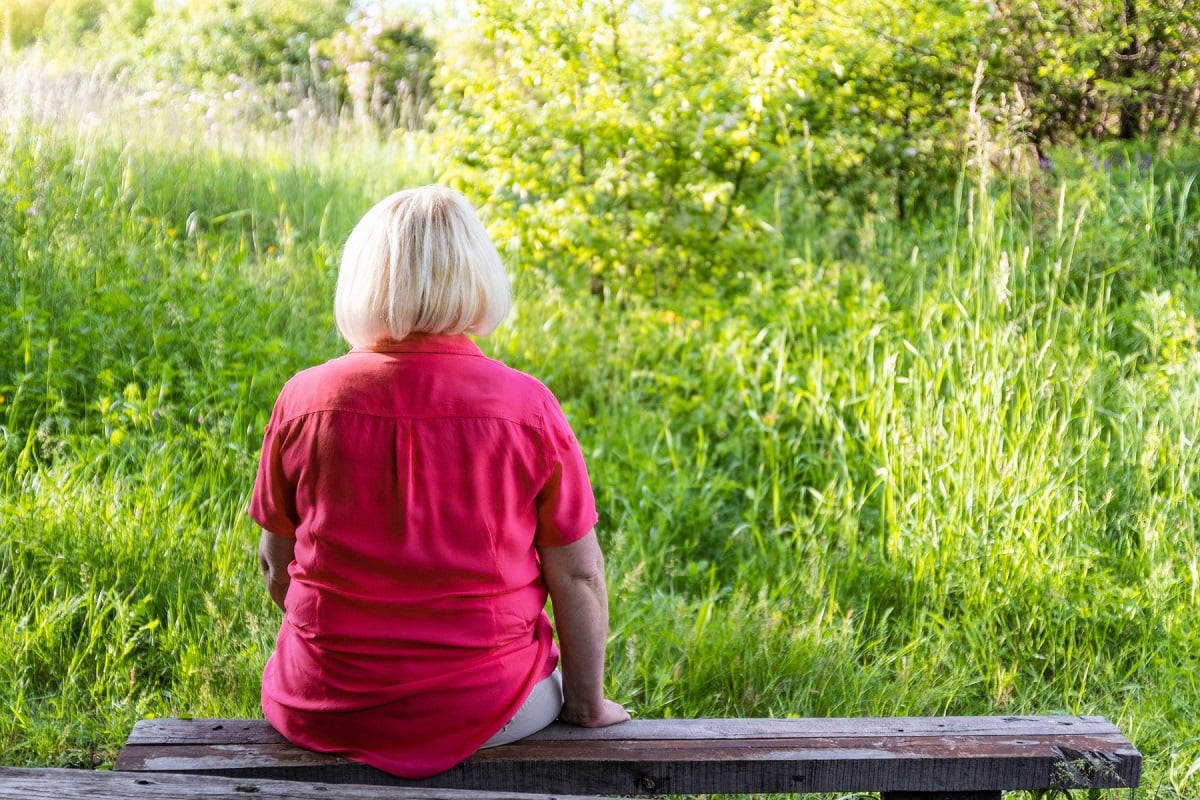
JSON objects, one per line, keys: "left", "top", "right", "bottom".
{"left": 334, "top": 186, "right": 511, "bottom": 348}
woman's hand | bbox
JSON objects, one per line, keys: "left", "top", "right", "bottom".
{"left": 258, "top": 528, "right": 296, "bottom": 613}
{"left": 559, "top": 697, "right": 631, "bottom": 728}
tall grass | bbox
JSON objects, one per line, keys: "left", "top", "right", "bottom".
{"left": 2, "top": 59, "right": 1200, "bottom": 796}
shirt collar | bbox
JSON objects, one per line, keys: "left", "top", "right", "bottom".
{"left": 353, "top": 333, "right": 484, "bottom": 358}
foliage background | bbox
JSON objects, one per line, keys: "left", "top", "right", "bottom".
{"left": 1, "top": 0, "right": 1200, "bottom": 795}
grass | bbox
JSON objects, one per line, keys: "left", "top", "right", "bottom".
{"left": 2, "top": 57, "right": 1200, "bottom": 796}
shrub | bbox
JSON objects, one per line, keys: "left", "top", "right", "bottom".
{"left": 433, "top": 0, "right": 987, "bottom": 298}
{"left": 0, "top": 0, "right": 53, "bottom": 49}
{"left": 310, "top": 13, "right": 436, "bottom": 131}
{"left": 133, "top": 0, "right": 350, "bottom": 90}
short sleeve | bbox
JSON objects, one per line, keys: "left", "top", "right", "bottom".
{"left": 248, "top": 416, "right": 300, "bottom": 538}
{"left": 534, "top": 402, "right": 598, "bottom": 548}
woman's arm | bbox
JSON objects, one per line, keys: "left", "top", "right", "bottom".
{"left": 258, "top": 529, "right": 295, "bottom": 613}
{"left": 537, "top": 530, "right": 630, "bottom": 727}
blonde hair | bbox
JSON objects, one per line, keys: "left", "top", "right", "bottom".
{"left": 334, "top": 186, "right": 511, "bottom": 347}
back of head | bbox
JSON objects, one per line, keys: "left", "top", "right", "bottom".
{"left": 335, "top": 186, "right": 511, "bottom": 348}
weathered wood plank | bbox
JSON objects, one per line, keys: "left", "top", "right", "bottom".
{"left": 123, "top": 734, "right": 1139, "bottom": 769}
{"left": 114, "top": 722, "right": 1142, "bottom": 795}
{"left": 0, "top": 767, "right": 619, "bottom": 800}
{"left": 106, "top": 753, "right": 1134, "bottom": 796}
{"left": 124, "top": 715, "right": 1124, "bottom": 746}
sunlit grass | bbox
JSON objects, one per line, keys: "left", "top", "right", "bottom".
{"left": 2, "top": 59, "right": 1200, "bottom": 796}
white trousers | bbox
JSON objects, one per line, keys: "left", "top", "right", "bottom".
{"left": 481, "top": 670, "right": 563, "bottom": 748}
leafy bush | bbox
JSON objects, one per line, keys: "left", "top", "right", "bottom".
{"left": 0, "top": 0, "right": 53, "bottom": 48}
{"left": 135, "top": 0, "right": 350, "bottom": 89}
{"left": 14, "top": 0, "right": 436, "bottom": 132}
{"left": 433, "top": 0, "right": 990, "bottom": 297}
{"left": 31, "top": 0, "right": 151, "bottom": 54}
{"left": 310, "top": 13, "right": 436, "bottom": 131}
{"left": 985, "top": 0, "right": 1200, "bottom": 145}
{"left": 427, "top": 0, "right": 1198, "bottom": 297}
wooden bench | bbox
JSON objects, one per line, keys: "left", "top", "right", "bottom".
{"left": 0, "top": 767, "right": 616, "bottom": 800}
{"left": 115, "top": 715, "right": 1141, "bottom": 799}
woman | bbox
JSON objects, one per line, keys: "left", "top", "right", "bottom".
{"left": 249, "top": 185, "right": 629, "bottom": 779}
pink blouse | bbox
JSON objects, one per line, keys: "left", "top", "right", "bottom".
{"left": 248, "top": 334, "right": 598, "bottom": 778}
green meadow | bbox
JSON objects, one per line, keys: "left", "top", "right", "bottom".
{"left": 2, "top": 57, "right": 1200, "bottom": 797}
